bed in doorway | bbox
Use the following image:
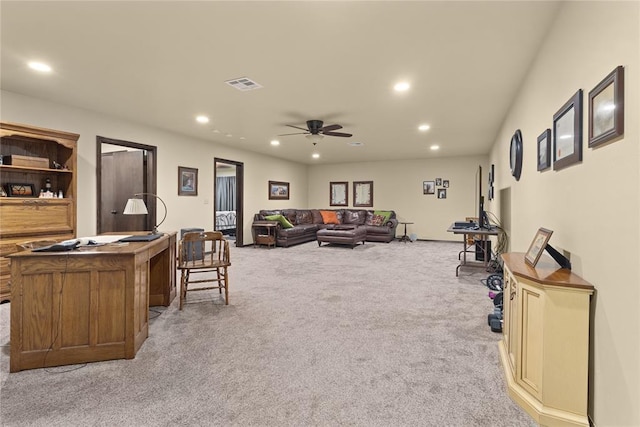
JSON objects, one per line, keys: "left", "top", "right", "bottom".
{"left": 216, "top": 210, "right": 236, "bottom": 236}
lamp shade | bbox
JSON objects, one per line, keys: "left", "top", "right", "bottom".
{"left": 123, "top": 198, "right": 149, "bottom": 215}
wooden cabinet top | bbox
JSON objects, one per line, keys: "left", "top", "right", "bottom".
{"left": 502, "top": 252, "right": 594, "bottom": 291}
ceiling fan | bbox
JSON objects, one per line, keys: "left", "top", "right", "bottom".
{"left": 278, "top": 120, "right": 352, "bottom": 145}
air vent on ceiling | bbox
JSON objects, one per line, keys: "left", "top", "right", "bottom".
{"left": 225, "top": 77, "right": 262, "bottom": 91}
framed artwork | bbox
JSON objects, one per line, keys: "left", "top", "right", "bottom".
{"left": 423, "top": 181, "right": 435, "bottom": 195}
{"left": 537, "top": 129, "right": 551, "bottom": 171}
{"left": 442, "top": 180, "right": 450, "bottom": 188}
{"left": 488, "top": 186, "right": 494, "bottom": 201}
{"left": 178, "top": 166, "right": 198, "bottom": 196}
{"left": 437, "top": 188, "right": 447, "bottom": 199}
{"left": 0, "top": 186, "right": 6, "bottom": 197}
{"left": 525, "top": 227, "right": 554, "bottom": 267}
{"left": 329, "top": 181, "right": 348, "bottom": 206}
{"left": 589, "top": 65, "right": 624, "bottom": 148}
{"left": 353, "top": 181, "right": 373, "bottom": 207}
{"left": 6, "top": 183, "right": 36, "bottom": 197}
{"left": 488, "top": 164, "right": 495, "bottom": 184}
{"left": 435, "top": 178, "right": 442, "bottom": 186}
{"left": 268, "top": 180, "right": 290, "bottom": 200}
{"left": 553, "top": 89, "right": 583, "bottom": 171}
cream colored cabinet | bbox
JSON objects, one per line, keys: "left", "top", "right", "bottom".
{"left": 0, "top": 122, "right": 79, "bottom": 302}
{"left": 499, "top": 253, "right": 594, "bottom": 427}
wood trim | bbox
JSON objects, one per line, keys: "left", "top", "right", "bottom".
{"left": 501, "top": 252, "right": 594, "bottom": 290}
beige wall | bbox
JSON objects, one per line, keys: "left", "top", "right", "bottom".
{"left": 0, "top": 90, "right": 308, "bottom": 242}
{"left": 308, "top": 156, "right": 488, "bottom": 241}
{"left": 489, "top": 2, "right": 639, "bottom": 425}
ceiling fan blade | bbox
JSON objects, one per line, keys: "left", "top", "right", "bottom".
{"left": 286, "top": 124, "right": 310, "bottom": 132}
{"left": 277, "top": 132, "right": 309, "bottom": 136}
{"left": 320, "top": 124, "right": 343, "bottom": 132}
{"left": 323, "top": 131, "right": 352, "bottom": 137}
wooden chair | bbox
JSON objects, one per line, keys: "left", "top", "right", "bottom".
{"left": 177, "top": 231, "right": 231, "bottom": 310}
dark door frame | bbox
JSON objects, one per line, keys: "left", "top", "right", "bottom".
{"left": 96, "top": 136, "right": 157, "bottom": 234}
{"left": 214, "top": 157, "right": 244, "bottom": 247}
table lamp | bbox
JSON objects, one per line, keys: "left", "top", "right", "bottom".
{"left": 123, "top": 193, "right": 167, "bottom": 234}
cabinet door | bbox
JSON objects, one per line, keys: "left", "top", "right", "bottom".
{"left": 517, "top": 281, "right": 543, "bottom": 399}
{"left": 0, "top": 199, "right": 73, "bottom": 237}
{"left": 503, "top": 269, "right": 518, "bottom": 375}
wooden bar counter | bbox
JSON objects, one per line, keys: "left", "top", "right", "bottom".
{"left": 8, "top": 232, "right": 176, "bottom": 372}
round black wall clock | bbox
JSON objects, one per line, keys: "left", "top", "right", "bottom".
{"left": 510, "top": 129, "right": 523, "bottom": 181}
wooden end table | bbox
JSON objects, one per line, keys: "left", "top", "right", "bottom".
{"left": 252, "top": 220, "right": 278, "bottom": 249}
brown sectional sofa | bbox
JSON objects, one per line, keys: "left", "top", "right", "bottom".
{"left": 253, "top": 208, "right": 398, "bottom": 247}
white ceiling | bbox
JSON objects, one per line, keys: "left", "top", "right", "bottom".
{"left": 1, "top": 1, "right": 561, "bottom": 165}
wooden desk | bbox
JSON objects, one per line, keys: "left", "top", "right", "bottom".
{"left": 8, "top": 232, "right": 176, "bottom": 372}
{"left": 447, "top": 225, "right": 498, "bottom": 276}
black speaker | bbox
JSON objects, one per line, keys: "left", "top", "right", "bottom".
{"left": 475, "top": 239, "right": 491, "bottom": 261}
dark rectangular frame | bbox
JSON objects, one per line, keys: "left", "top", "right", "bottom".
{"left": 525, "top": 227, "right": 554, "bottom": 267}
{"left": 353, "top": 181, "right": 373, "bottom": 207}
{"left": 178, "top": 166, "right": 198, "bottom": 196}
{"left": 537, "top": 129, "right": 551, "bottom": 171}
{"left": 589, "top": 65, "right": 624, "bottom": 148}
{"left": 268, "top": 180, "right": 290, "bottom": 200}
{"left": 6, "top": 183, "right": 36, "bottom": 197}
{"left": 329, "top": 181, "right": 348, "bottom": 206}
{"left": 553, "top": 89, "right": 583, "bottom": 171}
{"left": 423, "top": 181, "right": 435, "bottom": 195}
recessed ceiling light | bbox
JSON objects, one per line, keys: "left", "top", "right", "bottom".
{"left": 348, "top": 141, "right": 364, "bottom": 147}
{"left": 28, "top": 61, "right": 52, "bottom": 73}
{"left": 239, "top": 136, "right": 246, "bottom": 140}
{"left": 418, "top": 124, "right": 430, "bottom": 131}
{"left": 270, "top": 140, "right": 280, "bottom": 146}
{"left": 430, "top": 145, "right": 440, "bottom": 151}
{"left": 211, "top": 129, "right": 220, "bottom": 133}
{"left": 196, "top": 115, "right": 209, "bottom": 124}
{"left": 225, "top": 133, "right": 233, "bottom": 137}
{"left": 312, "top": 153, "right": 320, "bottom": 159}
{"left": 394, "top": 81, "right": 410, "bottom": 92}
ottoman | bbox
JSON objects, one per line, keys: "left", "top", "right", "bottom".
{"left": 317, "top": 225, "right": 366, "bottom": 248}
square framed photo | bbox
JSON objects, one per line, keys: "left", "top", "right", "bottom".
{"left": 353, "top": 181, "right": 373, "bottom": 207}
{"left": 269, "top": 180, "right": 290, "bottom": 200}
{"left": 537, "top": 129, "right": 551, "bottom": 171}
{"left": 423, "top": 181, "right": 435, "bottom": 195}
{"left": 442, "top": 180, "right": 450, "bottom": 188}
{"left": 553, "top": 89, "right": 583, "bottom": 171}
{"left": 6, "top": 183, "right": 36, "bottom": 197}
{"left": 525, "top": 227, "right": 554, "bottom": 267}
{"left": 178, "top": 166, "right": 198, "bottom": 196}
{"left": 330, "top": 181, "right": 348, "bottom": 206}
{"left": 589, "top": 65, "right": 624, "bottom": 148}
{"left": 437, "top": 188, "right": 447, "bottom": 199}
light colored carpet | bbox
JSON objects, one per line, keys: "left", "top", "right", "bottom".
{"left": 0, "top": 240, "right": 534, "bottom": 426}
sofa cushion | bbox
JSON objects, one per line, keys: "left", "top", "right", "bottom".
{"left": 259, "top": 210, "right": 282, "bottom": 220}
{"left": 282, "top": 209, "right": 298, "bottom": 225}
{"left": 311, "top": 209, "right": 324, "bottom": 224}
{"left": 343, "top": 209, "right": 366, "bottom": 225}
{"left": 296, "top": 210, "right": 313, "bottom": 225}
{"left": 264, "top": 214, "right": 294, "bottom": 229}
{"left": 320, "top": 210, "right": 340, "bottom": 224}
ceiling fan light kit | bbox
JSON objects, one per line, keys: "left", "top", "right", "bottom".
{"left": 278, "top": 119, "right": 353, "bottom": 145}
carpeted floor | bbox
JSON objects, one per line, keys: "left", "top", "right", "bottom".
{"left": 0, "top": 240, "right": 534, "bottom": 426}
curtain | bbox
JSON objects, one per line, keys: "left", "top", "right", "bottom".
{"left": 216, "top": 176, "right": 236, "bottom": 211}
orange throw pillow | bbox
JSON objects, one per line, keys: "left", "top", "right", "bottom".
{"left": 320, "top": 210, "right": 340, "bottom": 224}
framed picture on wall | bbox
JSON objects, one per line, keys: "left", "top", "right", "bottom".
{"left": 537, "top": 129, "right": 551, "bottom": 171}
{"left": 178, "top": 166, "right": 198, "bottom": 196}
{"left": 553, "top": 90, "right": 583, "bottom": 171}
{"left": 353, "top": 181, "right": 373, "bottom": 207}
{"left": 423, "top": 181, "right": 435, "bottom": 195}
{"left": 268, "top": 180, "right": 290, "bottom": 200}
{"left": 330, "top": 181, "right": 348, "bottom": 206}
{"left": 589, "top": 65, "right": 624, "bottom": 148}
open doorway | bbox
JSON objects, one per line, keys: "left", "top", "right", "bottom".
{"left": 97, "top": 136, "right": 157, "bottom": 234}
{"left": 214, "top": 158, "right": 244, "bottom": 246}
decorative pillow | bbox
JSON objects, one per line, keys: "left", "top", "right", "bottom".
{"left": 343, "top": 210, "right": 365, "bottom": 225}
{"left": 264, "top": 214, "right": 294, "bottom": 229}
{"left": 296, "top": 210, "right": 313, "bottom": 225}
{"left": 370, "top": 214, "right": 386, "bottom": 226}
{"left": 320, "top": 210, "right": 340, "bottom": 225}
{"left": 373, "top": 210, "right": 392, "bottom": 224}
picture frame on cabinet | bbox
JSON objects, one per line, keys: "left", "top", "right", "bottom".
{"left": 537, "top": 129, "right": 552, "bottom": 171}
{"left": 589, "top": 65, "right": 624, "bottom": 148}
{"left": 329, "top": 181, "right": 348, "bottom": 206}
{"left": 525, "top": 227, "right": 554, "bottom": 267}
{"left": 553, "top": 90, "right": 583, "bottom": 171}
{"left": 6, "top": 183, "right": 36, "bottom": 197}
{"left": 268, "top": 180, "right": 290, "bottom": 200}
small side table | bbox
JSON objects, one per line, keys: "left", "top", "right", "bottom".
{"left": 398, "top": 222, "right": 414, "bottom": 243}
{"left": 252, "top": 220, "right": 278, "bottom": 249}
